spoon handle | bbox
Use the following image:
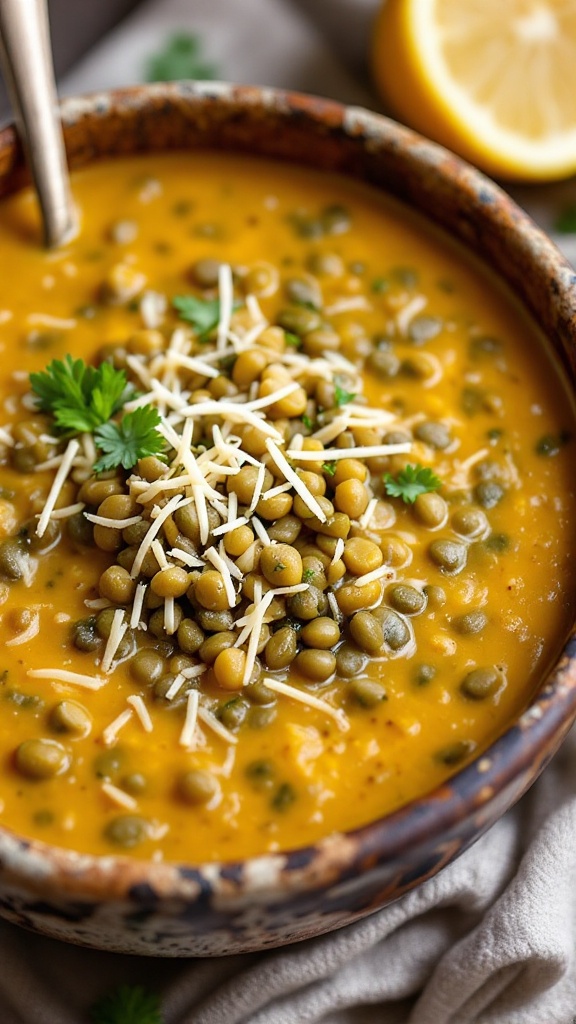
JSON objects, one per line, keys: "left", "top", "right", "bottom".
{"left": 0, "top": 0, "right": 77, "bottom": 248}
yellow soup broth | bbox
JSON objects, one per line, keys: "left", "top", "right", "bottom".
{"left": 0, "top": 152, "right": 574, "bottom": 862}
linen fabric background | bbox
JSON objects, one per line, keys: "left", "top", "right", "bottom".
{"left": 1, "top": 2, "right": 576, "bottom": 1022}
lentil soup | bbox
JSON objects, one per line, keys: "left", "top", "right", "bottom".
{"left": 0, "top": 152, "right": 574, "bottom": 862}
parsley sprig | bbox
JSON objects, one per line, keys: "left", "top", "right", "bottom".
{"left": 90, "top": 984, "right": 163, "bottom": 1024}
{"left": 172, "top": 294, "right": 222, "bottom": 339}
{"left": 30, "top": 356, "right": 165, "bottom": 473}
{"left": 94, "top": 406, "right": 165, "bottom": 473}
{"left": 145, "top": 32, "right": 217, "bottom": 84}
{"left": 30, "top": 356, "right": 133, "bottom": 434}
{"left": 173, "top": 293, "right": 243, "bottom": 340}
{"left": 334, "top": 381, "right": 356, "bottom": 407}
{"left": 383, "top": 464, "right": 442, "bottom": 503}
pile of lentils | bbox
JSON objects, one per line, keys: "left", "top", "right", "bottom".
{"left": 0, "top": 244, "right": 514, "bottom": 729}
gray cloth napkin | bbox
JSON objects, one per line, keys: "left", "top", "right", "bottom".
{"left": 2, "top": 2, "right": 576, "bottom": 1021}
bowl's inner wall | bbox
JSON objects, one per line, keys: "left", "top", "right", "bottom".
{"left": 0, "top": 85, "right": 574, "bottom": 385}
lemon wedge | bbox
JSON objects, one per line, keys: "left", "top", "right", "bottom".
{"left": 372, "top": 0, "right": 576, "bottom": 181}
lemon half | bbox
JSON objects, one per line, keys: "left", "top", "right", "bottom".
{"left": 372, "top": 0, "right": 576, "bottom": 181}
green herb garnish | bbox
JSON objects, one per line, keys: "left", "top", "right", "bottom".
{"left": 322, "top": 461, "right": 337, "bottom": 476}
{"left": 172, "top": 295, "right": 222, "bottom": 339}
{"left": 334, "top": 382, "right": 356, "bottom": 407}
{"left": 284, "top": 332, "right": 302, "bottom": 348}
{"left": 91, "top": 984, "right": 163, "bottom": 1024}
{"left": 30, "top": 356, "right": 133, "bottom": 434}
{"left": 302, "top": 568, "right": 316, "bottom": 583}
{"left": 371, "top": 276, "right": 389, "bottom": 294}
{"left": 29, "top": 356, "right": 164, "bottom": 473}
{"left": 301, "top": 414, "right": 314, "bottom": 430}
{"left": 94, "top": 406, "right": 165, "bottom": 473}
{"left": 383, "top": 464, "right": 442, "bottom": 504}
{"left": 555, "top": 204, "right": 576, "bottom": 234}
{"left": 145, "top": 32, "right": 217, "bottom": 83}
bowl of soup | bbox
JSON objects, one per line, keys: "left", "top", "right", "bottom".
{"left": 0, "top": 81, "right": 575, "bottom": 956}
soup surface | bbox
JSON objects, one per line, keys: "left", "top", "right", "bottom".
{"left": 0, "top": 153, "right": 574, "bottom": 862}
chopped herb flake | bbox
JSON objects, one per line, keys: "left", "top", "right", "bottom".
{"left": 90, "top": 984, "right": 163, "bottom": 1024}
{"left": 93, "top": 406, "right": 165, "bottom": 473}
{"left": 145, "top": 32, "right": 217, "bottom": 83}
{"left": 334, "top": 382, "right": 356, "bottom": 407}
{"left": 172, "top": 295, "right": 222, "bottom": 338}
{"left": 284, "top": 332, "right": 302, "bottom": 348}
{"left": 384, "top": 464, "right": 443, "bottom": 504}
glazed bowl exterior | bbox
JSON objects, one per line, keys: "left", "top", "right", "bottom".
{"left": 0, "top": 82, "right": 576, "bottom": 956}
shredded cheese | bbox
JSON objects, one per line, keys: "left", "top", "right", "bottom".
{"left": 263, "top": 677, "right": 349, "bottom": 732}
{"left": 36, "top": 438, "right": 80, "bottom": 538}
{"left": 130, "top": 582, "right": 147, "bottom": 629}
{"left": 354, "top": 565, "right": 393, "bottom": 588}
{"left": 204, "top": 546, "right": 237, "bottom": 606}
{"left": 131, "top": 494, "right": 192, "bottom": 578}
{"left": 217, "top": 263, "right": 234, "bottom": 350}
{"left": 5, "top": 612, "right": 40, "bottom": 646}
{"left": 27, "top": 668, "right": 106, "bottom": 690}
{"left": 84, "top": 512, "right": 142, "bottom": 529}
{"left": 197, "top": 705, "right": 239, "bottom": 745}
{"left": 127, "top": 695, "right": 153, "bottom": 732}
{"left": 102, "top": 708, "right": 133, "bottom": 747}
{"left": 265, "top": 439, "right": 327, "bottom": 521}
{"left": 179, "top": 690, "right": 199, "bottom": 749}
{"left": 286, "top": 442, "right": 411, "bottom": 462}
{"left": 358, "top": 497, "right": 379, "bottom": 530}
{"left": 48, "top": 502, "right": 86, "bottom": 520}
{"left": 101, "top": 781, "right": 137, "bottom": 811}
{"left": 101, "top": 609, "right": 127, "bottom": 673}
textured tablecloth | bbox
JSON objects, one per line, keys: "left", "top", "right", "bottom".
{"left": 2, "top": 2, "right": 576, "bottom": 1022}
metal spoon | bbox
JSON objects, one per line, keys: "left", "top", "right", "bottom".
{"left": 0, "top": 0, "right": 77, "bottom": 248}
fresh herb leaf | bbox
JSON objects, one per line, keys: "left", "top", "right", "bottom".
{"left": 301, "top": 414, "right": 314, "bottom": 431}
{"left": 334, "top": 382, "right": 356, "bottom": 407}
{"left": 173, "top": 294, "right": 241, "bottom": 340}
{"left": 30, "top": 356, "right": 133, "bottom": 434}
{"left": 172, "top": 295, "right": 222, "bottom": 339}
{"left": 90, "top": 984, "right": 163, "bottom": 1024}
{"left": 94, "top": 407, "right": 165, "bottom": 473}
{"left": 284, "top": 332, "right": 301, "bottom": 348}
{"left": 322, "top": 461, "right": 337, "bottom": 476}
{"left": 555, "top": 204, "right": 576, "bottom": 234}
{"left": 371, "top": 276, "right": 389, "bottom": 294}
{"left": 383, "top": 463, "right": 442, "bottom": 504}
{"left": 145, "top": 32, "right": 217, "bottom": 83}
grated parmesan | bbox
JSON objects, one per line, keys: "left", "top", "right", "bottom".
{"left": 102, "top": 708, "right": 133, "bottom": 747}
{"left": 130, "top": 582, "right": 147, "bottom": 629}
{"left": 127, "top": 695, "right": 153, "bottom": 732}
{"left": 101, "top": 781, "right": 137, "bottom": 811}
{"left": 265, "top": 439, "right": 327, "bottom": 521}
{"left": 179, "top": 690, "right": 199, "bottom": 749}
{"left": 27, "top": 668, "right": 106, "bottom": 690}
{"left": 263, "top": 677, "right": 349, "bottom": 732}
{"left": 197, "top": 705, "right": 239, "bottom": 745}
{"left": 101, "top": 609, "right": 127, "bottom": 673}
{"left": 36, "top": 438, "right": 80, "bottom": 538}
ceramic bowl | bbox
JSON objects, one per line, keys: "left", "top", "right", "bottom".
{"left": 0, "top": 82, "right": 576, "bottom": 957}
